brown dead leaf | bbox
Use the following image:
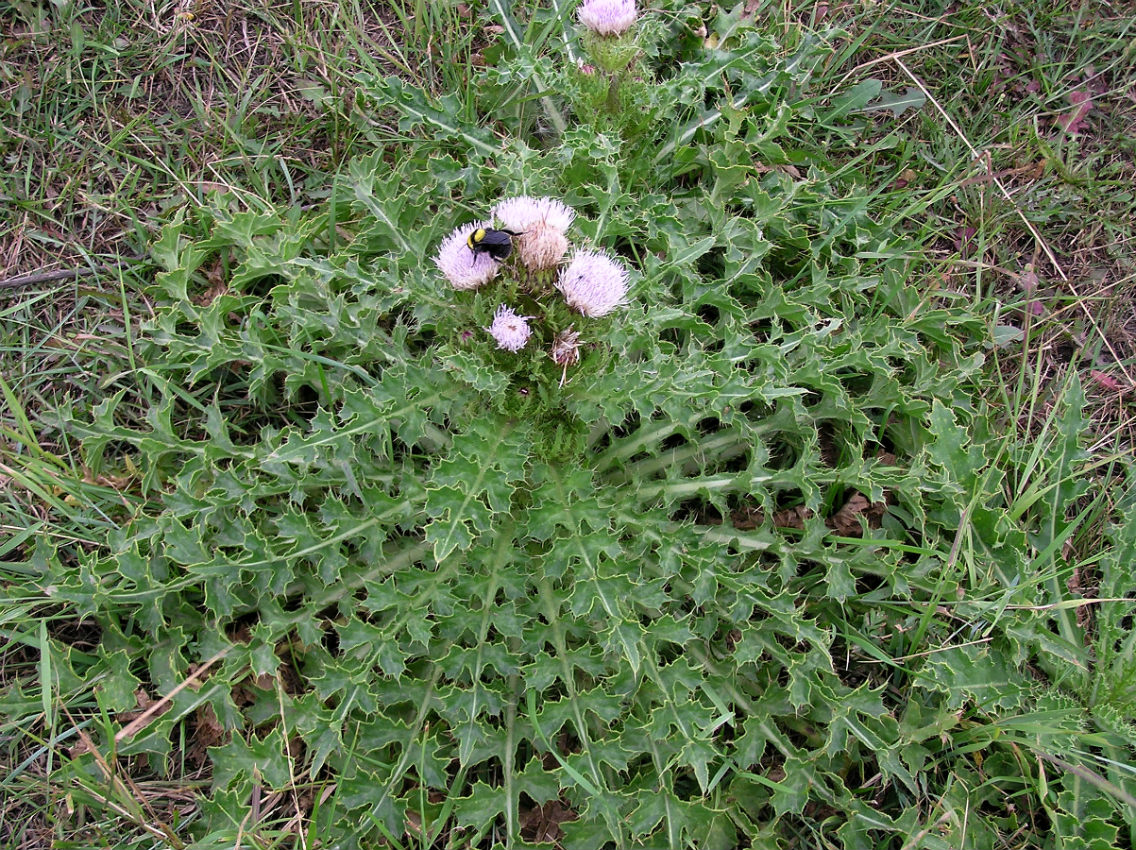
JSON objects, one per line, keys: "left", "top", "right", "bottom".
{"left": 192, "top": 257, "right": 228, "bottom": 306}
{"left": 188, "top": 703, "right": 225, "bottom": 766}
{"left": 726, "top": 628, "right": 742, "bottom": 651}
{"left": 1056, "top": 89, "right": 1093, "bottom": 134}
{"left": 752, "top": 161, "right": 801, "bottom": 179}
{"left": 890, "top": 168, "right": 917, "bottom": 190}
{"left": 118, "top": 688, "right": 160, "bottom": 721}
{"left": 71, "top": 688, "right": 162, "bottom": 756}
{"left": 772, "top": 506, "right": 812, "bottom": 529}
{"left": 1090, "top": 370, "right": 1125, "bottom": 393}
{"left": 406, "top": 791, "right": 449, "bottom": 839}
{"left": 405, "top": 809, "right": 422, "bottom": 836}
{"left": 520, "top": 799, "right": 578, "bottom": 844}
{"left": 731, "top": 505, "right": 764, "bottom": 530}
{"left": 829, "top": 492, "right": 886, "bottom": 536}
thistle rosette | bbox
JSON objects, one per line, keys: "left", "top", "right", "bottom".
{"left": 556, "top": 249, "right": 630, "bottom": 318}
{"left": 433, "top": 220, "right": 501, "bottom": 291}
{"left": 492, "top": 196, "right": 576, "bottom": 271}
{"left": 486, "top": 305, "right": 534, "bottom": 353}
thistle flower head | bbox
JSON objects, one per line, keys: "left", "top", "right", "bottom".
{"left": 433, "top": 220, "right": 501, "bottom": 291}
{"left": 577, "top": 0, "right": 637, "bottom": 37}
{"left": 492, "top": 196, "right": 576, "bottom": 271}
{"left": 550, "top": 326, "right": 583, "bottom": 387}
{"left": 556, "top": 249, "right": 630, "bottom": 317}
{"left": 493, "top": 196, "right": 575, "bottom": 234}
{"left": 550, "top": 327, "right": 583, "bottom": 367}
{"left": 486, "top": 305, "right": 534, "bottom": 352}
{"left": 519, "top": 226, "right": 569, "bottom": 271}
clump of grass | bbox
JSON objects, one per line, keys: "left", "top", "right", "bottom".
{"left": 0, "top": 0, "right": 411, "bottom": 281}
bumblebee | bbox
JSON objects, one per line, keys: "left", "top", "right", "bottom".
{"left": 467, "top": 227, "right": 522, "bottom": 262}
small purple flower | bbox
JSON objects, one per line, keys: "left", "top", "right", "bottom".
{"left": 487, "top": 305, "right": 534, "bottom": 352}
{"left": 556, "top": 250, "right": 630, "bottom": 317}
{"left": 433, "top": 221, "right": 501, "bottom": 291}
{"left": 577, "top": 0, "right": 637, "bottom": 37}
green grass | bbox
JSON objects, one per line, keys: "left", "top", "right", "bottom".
{"left": 2, "top": 1, "right": 1135, "bottom": 848}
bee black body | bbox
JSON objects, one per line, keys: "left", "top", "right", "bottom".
{"left": 467, "top": 227, "right": 522, "bottom": 263}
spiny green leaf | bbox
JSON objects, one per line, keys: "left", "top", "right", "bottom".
{"left": 209, "top": 728, "right": 292, "bottom": 791}
{"left": 861, "top": 85, "right": 927, "bottom": 118}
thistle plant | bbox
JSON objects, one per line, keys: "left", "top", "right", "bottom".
{"left": 35, "top": 7, "right": 1133, "bottom": 850}
{"left": 571, "top": 0, "right": 647, "bottom": 125}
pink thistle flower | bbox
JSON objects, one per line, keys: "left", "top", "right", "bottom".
{"left": 556, "top": 249, "right": 630, "bottom": 317}
{"left": 492, "top": 196, "right": 576, "bottom": 271}
{"left": 493, "top": 196, "right": 575, "bottom": 233}
{"left": 577, "top": 0, "right": 637, "bottom": 37}
{"left": 486, "top": 305, "right": 534, "bottom": 352}
{"left": 433, "top": 220, "right": 501, "bottom": 291}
